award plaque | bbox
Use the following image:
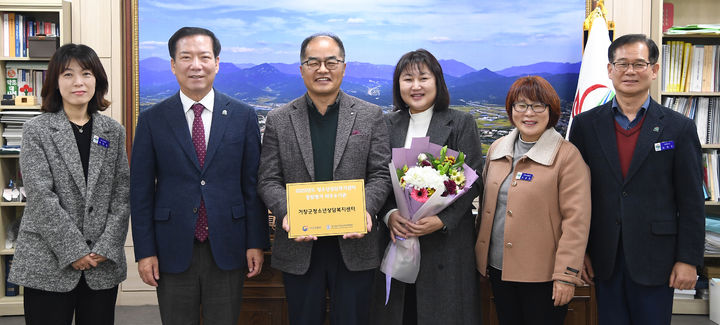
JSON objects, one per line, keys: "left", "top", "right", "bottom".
{"left": 286, "top": 179, "right": 366, "bottom": 238}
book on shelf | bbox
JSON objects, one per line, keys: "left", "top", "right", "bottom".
{"left": 0, "top": 145, "right": 20, "bottom": 154}
{"left": 689, "top": 45, "right": 703, "bottom": 92}
{"left": 4, "top": 255, "right": 18, "bottom": 297}
{"left": 0, "top": 110, "right": 42, "bottom": 147}
{"left": 662, "top": 41, "right": 720, "bottom": 92}
{"left": 2, "top": 13, "right": 9, "bottom": 57}
{"left": 0, "top": 12, "right": 59, "bottom": 58}
{"left": 664, "top": 96, "right": 719, "bottom": 144}
{"left": 716, "top": 47, "right": 720, "bottom": 93}
{"left": 662, "top": 3, "right": 673, "bottom": 33}
{"left": 674, "top": 288, "right": 697, "bottom": 299}
{"left": 706, "top": 215, "right": 720, "bottom": 254}
{"left": 676, "top": 41, "right": 683, "bottom": 91}
{"left": 662, "top": 42, "right": 669, "bottom": 91}
{"left": 680, "top": 43, "right": 692, "bottom": 92}
{"left": 703, "top": 45, "right": 717, "bottom": 92}
{"left": 704, "top": 150, "right": 719, "bottom": 202}
{"left": 3, "top": 61, "right": 47, "bottom": 100}
{"left": 668, "top": 41, "right": 677, "bottom": 92}
{"left": 666, "top": 24, "right": 720, "bottom": 35}
{"left": 7, "top": 13, "right": 15, "bottom": 58}
{"left": 5, "top": 65, "right": 17, "bottom": 96}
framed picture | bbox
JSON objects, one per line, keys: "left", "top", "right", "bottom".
{"left": 124, "top": 0, "right": 586, "bottom": 151}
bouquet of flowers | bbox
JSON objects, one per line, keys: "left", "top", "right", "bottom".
{"left": 380, "top": 137, "right": 479, "bottom": 303}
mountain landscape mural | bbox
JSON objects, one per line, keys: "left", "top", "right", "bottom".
{"left": 137, "top": 0, "right": 586, "bottom": 150}
{"left": 140, "top": 57, "right": 579, "bottom": 109}
{"left": 140, "top": 58, "right": 580, "bottom": 144}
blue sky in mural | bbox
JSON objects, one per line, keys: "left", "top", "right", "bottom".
{"left": 138, "top": 0, "right": 584, "bottom": 71}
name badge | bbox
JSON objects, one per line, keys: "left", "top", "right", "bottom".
{"left": 515, "top": 172, "right": 533, "bottom": 181}
{"left": 93, "top": 135, "right": 110, "bottom": 148}
{"left": 654, "top": 140, "right": 674, "bottom": 152}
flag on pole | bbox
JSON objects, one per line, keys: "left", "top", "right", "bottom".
{"left": 567, "top": 8, "right": 615, "bottom": 137}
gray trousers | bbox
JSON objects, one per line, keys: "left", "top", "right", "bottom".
{"left": 157, "top": 240, "right": 245, "bottom": 325}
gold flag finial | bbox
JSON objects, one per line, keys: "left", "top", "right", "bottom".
{"left": 584, "top": 0, "right": 614, "bottom": 31}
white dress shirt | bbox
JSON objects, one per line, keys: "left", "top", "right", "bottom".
{"left": 404, "top": 105, "right": 434, "bottom": 148}
{"left": 179, "top": 89, "right": 214, "bottom": 146}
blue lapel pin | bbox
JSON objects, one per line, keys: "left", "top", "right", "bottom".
{"left": 92, "top": 135, "right": 110, "bottom": 148}
{"left": 654, "top": 140, "right": 674, "bottom": 151}
{"left": 515, "top": 172, "right": 533, "bottom": 181}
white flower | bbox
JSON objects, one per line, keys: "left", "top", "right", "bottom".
{"left": 417, "top": 153, "right": 428, "bottom": 162}
{"left": 403, "top": 166, "right": 448, "bottom": 191}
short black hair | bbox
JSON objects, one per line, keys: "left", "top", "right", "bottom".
{"left": 41, "top": 43, "right": 110, "bottom": 114}
{"left": 392, "top": 49, "right": 450, "bottom": 112}
{"left": 608, "top": 34, "right": 659, "bottom": 64}
{"left": 168, "top": 27, "right": 221, "bottom": 59}
{"left": 300, "top": 33, "right": 345, "bottom": 62}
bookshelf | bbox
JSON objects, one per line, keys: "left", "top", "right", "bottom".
{"left": 0, "top": 0, "right": 70, "bottom": 316}
{"left": 651, "top": 0, "right": 720, "bottom": 208}
{"left": 652, "top": 0, "right": 720, "bottom": 316}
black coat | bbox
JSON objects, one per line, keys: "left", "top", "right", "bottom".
{"left": 370, "top": 108, "right": 483, "bottom": 325}
{"left": 568, "top": 98, "right": 705, "bottom": 286}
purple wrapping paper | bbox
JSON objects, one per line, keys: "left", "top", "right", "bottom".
{"left": 380, "top": 137, "right": 479, "bottom": 304}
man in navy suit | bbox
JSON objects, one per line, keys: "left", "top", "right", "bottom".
{"left": 568, "top": 34, "right": 704, "bottom": 324}
{"left": 130, "top": 27, "right": 268, "bottom": 324}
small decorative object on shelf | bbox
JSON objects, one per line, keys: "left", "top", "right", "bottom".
{"left": 14, "top": 96, "right": 36, "bottom": 106}
{"left": 2, "top": 179, "right": 24, "bottom": 202}
{"left": 15, "top": 91, "right": 37, "bottom": 106}
{"left": 1, "top": 94, "right": 15, "bottom": 106}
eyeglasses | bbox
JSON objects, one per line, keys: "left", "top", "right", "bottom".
{"left": 611, "top": 61, "right": 652, "bottom": 72}
{"left": 301, "top": 58, "right": 345, "bottom": 70}
{"left": 513, "top": 102, "right": 548, "bottom": 113}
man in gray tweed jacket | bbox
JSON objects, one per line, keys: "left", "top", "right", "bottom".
{"left": 257, "top": 33, "right": 391, "bottom": 325}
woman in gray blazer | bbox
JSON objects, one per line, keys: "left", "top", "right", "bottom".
{"left": 371, "top": 49, "right": 483, "bottom": 324}
{"left": 8, "top": 44, "right": 130, "bottom": 325}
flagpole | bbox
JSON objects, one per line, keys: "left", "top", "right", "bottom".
{"left": 567, "top": 0, "right": 616, "bottom": 139}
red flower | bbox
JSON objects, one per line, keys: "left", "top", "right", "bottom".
{"left": 410, "top": 187, "right": 430, "bottom": 203}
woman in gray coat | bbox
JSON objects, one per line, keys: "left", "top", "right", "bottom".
{"left": 8, "top": 44, "right": 129, "bottom": 325}
{"left": 371, "top": 49, "right": 483, "bottom": 324}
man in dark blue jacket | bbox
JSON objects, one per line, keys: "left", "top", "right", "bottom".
{"left": 568, "top": 34, "right": 704, "bottom": 325}
{"left": 130, "top": 27, "right": 268, "bottom": 324}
